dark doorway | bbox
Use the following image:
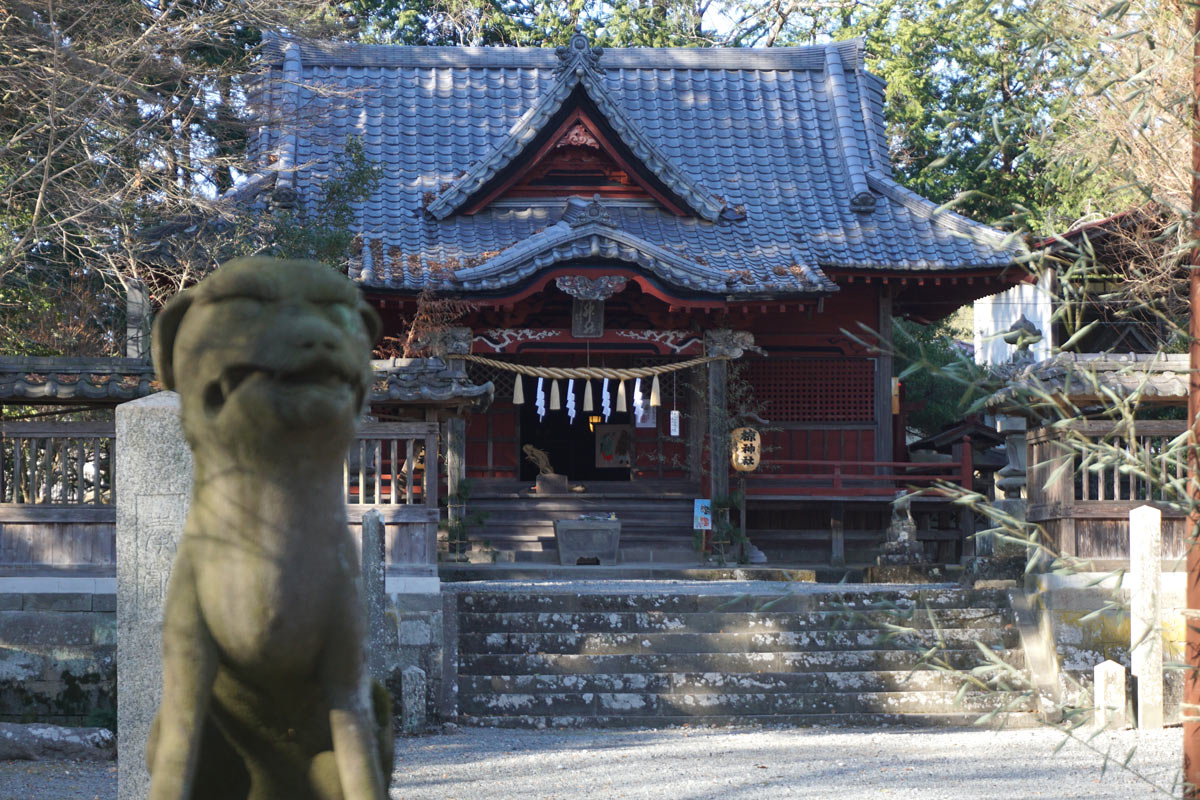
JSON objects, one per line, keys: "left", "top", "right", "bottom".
{"left": 519, "top": 389, "right": 632, "bottom": 481}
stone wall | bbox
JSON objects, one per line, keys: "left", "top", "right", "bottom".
{"left": 0, "top": 592, "right": 116, "bottom": 727}
{"left": 390, "top": 591, "right": 446, "bottom": 724}
{"left": 1035, "top": 572, "right": 1185, "bottom": 722}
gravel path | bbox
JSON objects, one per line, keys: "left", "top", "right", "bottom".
{"left": 0, "top": 724, "right": 1183, "bottom": 800}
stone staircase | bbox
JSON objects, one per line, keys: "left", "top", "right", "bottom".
{"left": 452, "top": 585, "right": 1037, "bottom": 728}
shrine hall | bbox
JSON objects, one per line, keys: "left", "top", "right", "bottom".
{"left": 258, "top": 31, "right": 1025, "bottom": 565}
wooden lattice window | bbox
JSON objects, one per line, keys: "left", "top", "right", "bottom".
{"left": 466, "top": 361, "right": 515, "bottom": 400}
{"left": 744, "top": 359, "right": 875, "bottom": 423}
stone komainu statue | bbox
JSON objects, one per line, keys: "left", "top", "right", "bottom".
{"left": 146, "top": 257, "right": 392, "bottom": 800}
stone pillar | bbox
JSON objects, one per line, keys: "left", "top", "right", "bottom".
{"left": 1094, "top": 659, "right": 1128, "bottom": 730}
{"left": 400, "top": 665, "right": 427, "bottom": 734}
{"left": 115, "top": 392, "right": 192, "bottom": 800}
{"left": 830, "top": 502, "right": 846, "bottom": 568}
{"left": 361, "top": 510, "right": 397, "bottom": 684}
{"left": 1130, "top": 504, "right": 1163, "bottom": 730}
{"left": 125, "top": 280, "right": 151, "bottom": 359}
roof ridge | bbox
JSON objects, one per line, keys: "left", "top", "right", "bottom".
{"left": 261, "top": 35, "right": 856, "bottom": 72}
{"left": 824, "top": 47, "right": 874, "bottom": 212}
{"left": 864, "top": 171, "right": 1025, "bottom": 253}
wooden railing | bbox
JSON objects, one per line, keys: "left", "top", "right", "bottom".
{"left": 0, "top": 420, "right": 443, "bottom": 575}
{"left": 745, "top": 437, "right": 974, "bottom": 498}
{"left": 344, "top": 421, "right": 439, "bottom": 507}
{"left": 1027, "top": 420, "right": 1188, "bottom": 560}
{"left": 343, "top": 421, "right": 441, "bottom": 577}
{"left": 0, "top": 422, "right": 115, "bottom": 506}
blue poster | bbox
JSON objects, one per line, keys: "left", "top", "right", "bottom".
{"left": 693, "top": 499, "right": 712, "bottom": 530}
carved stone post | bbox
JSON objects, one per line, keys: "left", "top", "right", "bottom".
{"left": 115, "top": 392, "right": 192, "bottom": 800}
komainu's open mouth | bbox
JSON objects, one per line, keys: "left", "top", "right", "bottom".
{"left": 203, "top": 360, "right": 363, "bottom": 416}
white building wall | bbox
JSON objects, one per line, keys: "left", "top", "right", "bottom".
{"left": 973, "top": 280, "right": 1054, "bottom": 366}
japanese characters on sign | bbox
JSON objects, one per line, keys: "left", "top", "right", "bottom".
{"left": 693, "top": 499, "right": 712, "bottom": 530}
{"left": 730, "top": 426, "right": 760, "bottom": 472}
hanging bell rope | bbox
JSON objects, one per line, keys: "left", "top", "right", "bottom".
{"left": 461, "top": 353, "right": 727, "bottom": 380}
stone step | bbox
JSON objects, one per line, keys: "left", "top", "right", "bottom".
{"left": 458, "top": 689, "right": 1035, "bottom": 718}
{"left": 460, "top": 669, "right": 1030, "bottom": 696}
{"left": 458, "top": 711, "right": 1042, "bottom": 729}
{"left": 459, "top": 648, "right": 1024, "bottom": 676}
{"left": 468, "top": 498, "right": 697, "bottom": 512}
{"left": 459, "top": 628, "right": 1020, "bottom": 656}
{"left": 458, "top": 608, "right": 1013, "bottom": 634}
{"left": 454, "top": 588, "right": 1010, "bottom": 615}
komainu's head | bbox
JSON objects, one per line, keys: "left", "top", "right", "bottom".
{"left": 152, "top": 258, "right": 382, "bottom": 461}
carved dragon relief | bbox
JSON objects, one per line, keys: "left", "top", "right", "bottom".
{"left": 705, "top": 329, "right": 762, "bottom": 359}
{"left": 472, "top": 329, "right": 562, "bottom": 353}
{"left": 614, "top": 330, "right": 703, "bottom": 355}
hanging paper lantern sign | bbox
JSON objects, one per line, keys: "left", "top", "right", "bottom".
{"left": 730, "top": 427, "right": 760, "bottom": 472}
{"left": 669, "top": 409, "right": 682, "bottom": 437}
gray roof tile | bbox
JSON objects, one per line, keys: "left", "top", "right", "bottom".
{"left": 261, "top": 35, "right": 1024, "bottom": 297}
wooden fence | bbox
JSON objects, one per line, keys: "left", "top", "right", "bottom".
{"left": 0, "top": 423, "right": 116, "bottom": 569}
{"left": 1027, "top": 420, "right": 1187, "bottom": 562}
{"left": 345, "top": 422, "right": 440, "bottom": 575}
{"left": 1, "top": 420, "right": 441, "bottom": 573}
{"left": 1, "top": 423, "right": 114, "bottom": 506}
{"left": 745, "top": 437, "right": 975, "bottom": 499}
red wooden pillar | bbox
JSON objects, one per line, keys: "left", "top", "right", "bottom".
{"left": 1187, "top": 7, "right": 1200, "bottom": 792}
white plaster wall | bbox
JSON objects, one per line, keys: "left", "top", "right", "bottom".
{"left": 973, "top": 280, "right": 1054, "bottom": 366}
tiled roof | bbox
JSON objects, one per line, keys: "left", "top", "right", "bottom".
{"left": 0, "top": 356, "right": 492, "bottom": 410}
{"left": 0, "top": 358, "right": 158, "bottom": 405}
{"left": 371, "top": 358, "right": 493, "bottom": 411}
{"left": 987, "top": 353, "right": 1191, "bottom": 414}
{"left": 259, "top": 34, "right": 1024, "bottom": 298}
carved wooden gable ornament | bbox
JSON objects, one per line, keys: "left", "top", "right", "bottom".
{"left": 490, "top": 108, "right": 668, "bottom": 207}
